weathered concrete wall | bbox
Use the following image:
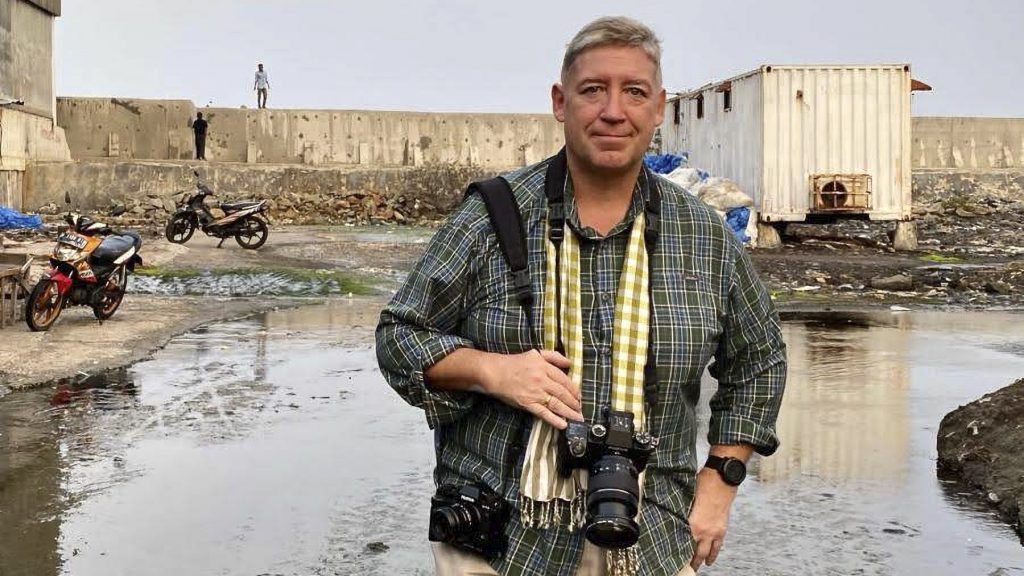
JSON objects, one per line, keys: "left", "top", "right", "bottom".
{"left": 913, "top": 117, "right": 1024, "bottom": 170}
{"left": 55, "top": 97, "right": 565, "bottom": 167}
{"left": 0, "top": 108, "right": 71, "bottom": 210}
{"left": 23, "top": 160, "right": 497, "bottom": 219}
{"left": 56, "top": 98, "right": 197, "bottom": 161}
{"left": 0, "top": 108, "right": 71, "bottom": 170}
{"left": 912, "top": 168, "right": 1024, "bottom": 204}
{"left": 0, "top": 0, "right": 56, "bottom": 118}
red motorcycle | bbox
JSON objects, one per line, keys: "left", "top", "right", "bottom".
{"left": 25, "top": 195, "right": 143, "bottom": 331}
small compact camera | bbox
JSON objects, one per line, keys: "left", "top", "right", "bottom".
{"left": 428, "top": 483, "right": 510, "bottom": 559}
{"left": 557, "top": 406, "right": 658, "bottom": 549}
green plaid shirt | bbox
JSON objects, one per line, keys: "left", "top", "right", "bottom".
{"left": 376, "top": 156, "right": 786, "bottom": 576}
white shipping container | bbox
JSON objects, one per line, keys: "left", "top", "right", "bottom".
{"left": 660, "top": 65, "right": 916, "bottom": 223}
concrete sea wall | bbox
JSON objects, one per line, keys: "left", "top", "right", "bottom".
{"left": 56, "top": 97, "right": 564, "bottom": 168}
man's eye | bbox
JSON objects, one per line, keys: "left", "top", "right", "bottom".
{"left": 626, "top": 87, "right": 647, "bottom": 97}
{"left": 582, "top": 85, "right": 603, "bottom": 94}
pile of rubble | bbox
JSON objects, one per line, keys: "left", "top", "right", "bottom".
{"left": 754, "top": 191, "right": 1024, "bottom": 308}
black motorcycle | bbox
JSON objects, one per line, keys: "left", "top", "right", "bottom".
{"left": 165, "top": 172, "right": 269, "bottom": 249}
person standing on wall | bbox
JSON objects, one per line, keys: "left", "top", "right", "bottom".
{"left": 192, "top": 111, "right": 208, "bottom": 161}
{"left": 254, "top": 63, "right": 270, "bottom": 109}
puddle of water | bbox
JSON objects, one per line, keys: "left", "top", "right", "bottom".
{"left": 1, "top": 307, "right": 1023, "bottom": 575}
{"left": 129, "top": 271, "right": 376, "bottom": 298}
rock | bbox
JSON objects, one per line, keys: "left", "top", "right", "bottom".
{"left": 109, "top": 204, "right": 127, "bottom": 217}
{"left": 986, "top": 281, "right": 1013, "bottom": 295}
{"left": 955, "top": 207, "right": 975, "bottom": 218}
{"left": 365, "top": 541, "right": 389, "bottom": 553}
{"left": 870, "top": 274, "right": 913, "bottom": 291}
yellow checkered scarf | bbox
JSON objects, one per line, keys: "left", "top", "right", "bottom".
{"left": 519, "top": 212, "right": 649, "bottom": 574}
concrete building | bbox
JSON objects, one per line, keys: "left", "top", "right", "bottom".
{"left": 660, "top": 65, "right": 931, "bottom": 248}
{"left": 0, "top": 0, "right": 71, "bottom": 210}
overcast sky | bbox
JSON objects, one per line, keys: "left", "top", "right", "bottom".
{"left": 55, "top": 0, "right": 1023, "bottom": 117}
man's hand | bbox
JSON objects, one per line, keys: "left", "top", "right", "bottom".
{"left": 688, "top": 445, "right": 752, "bottom": 571}
{"left": 425, "top": 348, "right": 583, "bottom": 429}
{"left": 482, "top": 349, "right": 583, "bottom": 428}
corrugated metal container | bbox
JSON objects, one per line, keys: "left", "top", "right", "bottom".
{"left": 660, "top": 65, "right": 913, "bottom": 223}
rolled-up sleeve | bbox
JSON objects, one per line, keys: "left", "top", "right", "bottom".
{"left": 707, "top": 245, "right": 787, "bottom": 456}
{"left": 376, "top": 209, "right": 482, "bottom": 429}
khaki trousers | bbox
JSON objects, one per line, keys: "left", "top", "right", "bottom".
{"left": 431, "top": 542, "right": 697, "bottom": 576}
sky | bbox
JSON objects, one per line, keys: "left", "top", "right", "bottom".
{"left": 54, "top": 0, "right": 1024, "bottom": 117}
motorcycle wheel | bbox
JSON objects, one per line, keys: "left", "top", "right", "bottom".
{"left": 165, "top": 213, "right": 196, "bottom": 244}
{"left": 234, "top": 217, "right": 269, "bottom": 249}
{"left": 25, "top": 280, "right": 65, "bottom": 332}
{"left": 93, "top": 266, "right": 128, "bottom": 320}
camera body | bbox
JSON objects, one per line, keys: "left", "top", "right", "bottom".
{"left": 428, "top": 483, "right": 509, "bottom": 559}
{"left": 557, "top": 406, "right": 658, "bottom": 549}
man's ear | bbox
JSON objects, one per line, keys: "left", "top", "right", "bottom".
{"left": 551, "top": 83, "right": 566, "bottom": 122}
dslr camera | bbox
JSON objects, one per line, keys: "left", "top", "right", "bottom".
{"left": 557, "top": 406, "right": 658, "bottom": 549}
{"left": 428, "top": 483, "right": 510, "bottom": 559}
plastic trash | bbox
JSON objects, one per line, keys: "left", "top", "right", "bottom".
{"left": 0, "top": 205, "right": 42, "bottom": 230}
{"left": 725, "top": 207, "right": 751, "bottom": 243}
{"left": 643, "top": 153, "right": 687, "bottom": 174}
{"left": 696, "top": 178, "right": 754, "bottom": 211}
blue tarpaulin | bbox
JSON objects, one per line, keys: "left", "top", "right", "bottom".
{"left": 725, "top": 207, "right": 750, "bottom": 243}
{"left": 643, "top": 153, "right": 687, "bottom": 174}
{"left": 0, "top": 205, "right": 42, "bottom": 230}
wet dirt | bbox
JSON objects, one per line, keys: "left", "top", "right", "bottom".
{"left": 2, "top": 306, "right": 1023, "bottom": 575}
{"left": 937, "top": 377, "right": 1024, "bottom": 542}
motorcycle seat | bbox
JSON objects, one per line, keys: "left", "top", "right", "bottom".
{"left": 91, "top": 234, "right": 140, "bottom": 265}
{"left": 220, "top": 201, "right": 261, "bottom": 213}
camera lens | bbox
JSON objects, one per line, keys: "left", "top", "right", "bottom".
{"left": 584, "top": 454, "right": 641, "bottom": 549}
{"left": 429, "top": 504, "right": 473, "bottom": 542}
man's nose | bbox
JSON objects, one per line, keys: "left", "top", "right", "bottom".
{"left": 599, "top": 90, "right": 626, "bottom": 122}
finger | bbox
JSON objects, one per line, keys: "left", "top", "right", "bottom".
{"left": 547, "top": 380, "right": 582, "bottom": 415}
{"left": 545, "top": 395, "right": 584, "bottom": 423}
{"left": 706, "top": 539, "right": 723, "bottom": 566}
{"left": 544, "top": 365, "right": 581, "bottom": 406}
{"left": 527, "top": 402, "right": 568, "bottom": 430}
{"left": 538, "top": 348, "right": 571, "bottom": 370}
{"left": 689, "top": 539, "right": 711, "bottom": 571}
{"left": 541, "top": 362, "right": 582, "bottom": 405}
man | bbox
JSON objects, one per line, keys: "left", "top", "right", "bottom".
{"left": 376, "top": 16, "right": 785, "bottom": 576}
{"left": 254, "top": 63, "right": 270, "bottom": 109}
{"left": 192, "top": 111, "right": 208, "bottom": 160}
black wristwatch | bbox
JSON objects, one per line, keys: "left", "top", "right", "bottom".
{"left": 704, "top": 455, "right": 747, "bottom": 486}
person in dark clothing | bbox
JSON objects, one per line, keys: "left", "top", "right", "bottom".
{"left": 192, "top": 112, "right": 208, "bottom": 160}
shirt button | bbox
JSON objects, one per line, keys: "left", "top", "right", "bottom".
{"left": 601, "top": 292, "right": 612, "bottom": 303}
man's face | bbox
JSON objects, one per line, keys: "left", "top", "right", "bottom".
{"left": 552, "top": 45, "right": 665, "bottom": 176}
{"left": 258, "top": 64, "right": 263, "bottom": 71}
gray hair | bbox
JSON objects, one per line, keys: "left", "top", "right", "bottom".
{"left": 561, "top": 16, "right": 662, "bottom": 85}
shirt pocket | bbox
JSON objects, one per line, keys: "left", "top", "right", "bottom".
{"left": 651, "top": 269, "right": 721, "bottom": 393}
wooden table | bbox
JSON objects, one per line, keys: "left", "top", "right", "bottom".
{"left": 0, "top": 253, "right": 31, "bottom": 329}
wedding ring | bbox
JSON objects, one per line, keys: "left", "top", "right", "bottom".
{"left": 542, "top": 393, "right": 552, "bottom": 407}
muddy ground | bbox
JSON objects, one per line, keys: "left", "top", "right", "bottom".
{"left": 937, "top": 378, "right": 1024, "bottom": 542}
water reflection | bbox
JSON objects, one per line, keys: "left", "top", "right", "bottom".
{"left": 0, "top": 368, "right": 136, "bottom": 576}
{"left": 761, "top": 313, "right": 912, "bottom": 482}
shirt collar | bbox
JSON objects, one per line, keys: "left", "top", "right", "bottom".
{"left": 564, "top": 167, "right": 652, "bottom": 241}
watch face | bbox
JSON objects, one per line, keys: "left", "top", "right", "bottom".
{"left": 722, "top": 459, "right": 746, "bottom": 485}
